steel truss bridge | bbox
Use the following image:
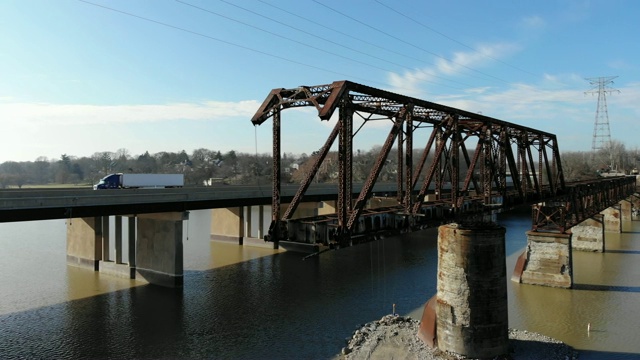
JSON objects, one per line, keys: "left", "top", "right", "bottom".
{"left": 252, "top": 80, "right": 636, "bottom": 249}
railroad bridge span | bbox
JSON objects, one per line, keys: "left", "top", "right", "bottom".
{"left": 252, "top": 80, "right": 639, "bottom": 357}
{"left": 252, "top": 80, "right": 636, "bottom": 250}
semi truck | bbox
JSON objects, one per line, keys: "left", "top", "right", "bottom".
{"left": 93, "top": 173, "right": 184, "bottom": 189}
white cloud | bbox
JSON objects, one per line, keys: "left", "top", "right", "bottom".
{"left": 0, "top": 100, "right": 261, "bottom": 126}
{"left": 434, "top": 43, "right": 518, "bottom": 76}
{"left": 387, "top": 41, "right": 519, "bottom": 98}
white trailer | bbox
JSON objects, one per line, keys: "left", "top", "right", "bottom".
{"left": 94, "top": 173, "right": 184, "bottom": 189}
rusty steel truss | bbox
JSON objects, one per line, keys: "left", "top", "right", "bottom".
{"left": 251, "top": 80, "right": 632, "bottom": 248}
{"left": 532, "top": 176, "right": 636, "bottom": 232}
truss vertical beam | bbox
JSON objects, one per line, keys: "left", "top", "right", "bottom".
{"left": 451, "top": 115, "right": 460, "bottom": 213}
{"left": 397, "top": 121, "right": 404, "bottom": 204}
{"left": 404, "top": 116, "right": 414, "bottom": 212}
{"left": 271, "top": 109, "right": 281, "bottom": 248}
{"left": 337, "top": 104, "right": 353, "bottom": 230}
{"left": 526, "top": 139, "right": 540, "bottom": 196}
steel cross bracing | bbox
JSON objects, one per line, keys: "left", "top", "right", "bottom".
{"left": 251, "top": 80, "right": 629, "bottom": 248}
{"left": 532, "top": 176, "right": 636, "bottom": 233}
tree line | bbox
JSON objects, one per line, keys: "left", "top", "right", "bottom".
{"left": 0, "top": 142, "right": 637, "bottom": 189}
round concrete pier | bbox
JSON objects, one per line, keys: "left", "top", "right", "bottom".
{"left": 436, "top": 223, "right": 508, "bottom": 358}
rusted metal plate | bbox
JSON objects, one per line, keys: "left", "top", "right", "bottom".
{"left": 417, "top": 295, "right": 437, "bottom": 348}
{"left": 511, "top": 250, "right": 527, "bottom": 283}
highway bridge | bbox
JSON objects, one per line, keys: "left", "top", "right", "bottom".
{"left": 0, "top": 183, "right": 393, "bottom": 223}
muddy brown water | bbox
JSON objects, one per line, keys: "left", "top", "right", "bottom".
{"left": 0, "top": 209, "right": 638, "bottom": 359}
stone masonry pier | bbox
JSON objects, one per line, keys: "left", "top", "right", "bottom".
{"left": 419, "top": 222, "right": 508, "bottom": 358}
{"left": 512, "top": 199, "right": 633, "bottom": 288}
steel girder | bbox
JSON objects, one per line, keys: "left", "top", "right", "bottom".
{"left": 252, "top": 80, "right": 568, "bottom": 244}
{"left": 532, "top": 176, "right": 636, "bottom": 233}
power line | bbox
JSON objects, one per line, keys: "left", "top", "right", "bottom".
{"left": 311, "top": 0, "right": 512, "bottom": 85}
{"left": 373, "top": 0, "right": 539, "bottom": 78}
{"left": 254, "top": 0, "right": 475, "bottom": 89}
{"left": 76, "top": 0, "right": 389, "bottom": 89}
{"left": 256, "top": 0, "right": 585, "bottom": 105}
{"left": 77, "top": 0, "right": 584, "bottom": 111}
{"left": 257, "top": 0, "right": 431, "bottom": 64}
{"left": 175, "top": 0, "right": 466, "bottom": 91}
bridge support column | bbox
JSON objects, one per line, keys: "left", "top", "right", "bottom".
{"left": 211, "top": 207, "right": 245, "bottom": 244}
{"left": 100, "top": 215, "right": 137, "bottom": 279}
{"left": 571, "top": 215, "right": 604, "bottom": 252}
{"left": 66, "top": 217, "right": 103, "bottom": 271}
{"left": 630, "top": 194, "right": 640, "bottom": 220}
{"left": 620, "top": 200, "right": 632, "bottom": 222}
{"left": 136, "top": 212, "right": 186, "bottom": 288}
{"left": 602, "top": 205, "right": 622, "bottom": 233}
{"left": 418, "top": 223, "right": 508, "bottom": 358}
{"left": 512, "top": 231, "right": 572, "bottom": 288}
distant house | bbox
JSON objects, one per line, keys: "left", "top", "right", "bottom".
{"left": 288, "top": 163, "right": 300, "bottom": 173}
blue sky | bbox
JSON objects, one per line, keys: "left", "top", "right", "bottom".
{"left": 1, "top": 0, "right": 638, "bottom": 163}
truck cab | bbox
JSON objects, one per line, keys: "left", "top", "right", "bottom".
{"left": 93, "top": 174, "right": 121, "bottom": 190}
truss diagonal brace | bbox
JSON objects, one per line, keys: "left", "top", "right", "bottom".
{"left": 346, "top": 105, "right": 412, "bottom": 233}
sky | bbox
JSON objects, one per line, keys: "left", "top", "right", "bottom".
{"left": 0, "top": 0, "right": 639, "bottom": 163}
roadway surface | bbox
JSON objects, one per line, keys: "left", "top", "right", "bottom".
{"left": 0, "top": 183, "right": 398, "bottom": 223}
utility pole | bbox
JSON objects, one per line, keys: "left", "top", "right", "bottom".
{"left": 585, "top": 76, "right": 619, "bottom": 166}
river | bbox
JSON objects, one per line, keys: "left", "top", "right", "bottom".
{"left": 0, "top": 209, "right": 639, "bottom": 359}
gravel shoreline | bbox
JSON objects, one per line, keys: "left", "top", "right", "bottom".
{"left": 338, "top": 315, "right": 578, "bottom": 360}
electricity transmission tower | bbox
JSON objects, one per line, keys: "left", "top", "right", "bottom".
{"left": 585, "top": 76, "right": 619, "bottom": 157}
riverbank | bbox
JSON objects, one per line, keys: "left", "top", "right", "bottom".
{"left": 338, "top": 315, "right": 578, "bottom": 360}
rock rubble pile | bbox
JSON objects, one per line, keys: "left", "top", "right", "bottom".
{"left": 339, "top": 314, "right": 578, "bottom": 360}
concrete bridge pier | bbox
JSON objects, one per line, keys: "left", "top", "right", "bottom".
{"left": 67, "top": 216, "right": 137, "bottom": 279}
{"left": 67, "top": 216, "right": 103, "bottom": 271}
{"left": 601, "top": 204, "right": 622, "bottom": 233}
{"left": 571, "top": 201, "right": 631, "bottom": 252}
{"left": 99, "top": 215, "right": 137, "bottom": 279}
{"left": 419, "top": 223, "right": 509, "bottom": 358}
{"left": 571, "top": 215, "right": 605, "bottom": 252}
{"left": 513, "top": 201, "right": 632, "bottom": 288}
{"left": 512, "top": 231, "right": 573, "bottom": 288}
{"left": 135, "top": 212, "right": 187, "bottom": 288}
{"left": 67, "top": 213, "right": 187, "bottom": 288}
{"left": 620, "top": 200, "right": 632, "bottom": 222}
{"left": 210, "top": 206, "right": 247, "bottom": 245}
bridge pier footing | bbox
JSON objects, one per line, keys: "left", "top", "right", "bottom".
{"left": 210, "top": 207, "right": 246, "bottom": 244}
{"left": 66, "top": 217, "right": 102, "bottom": 271}
{"left": 135, "top": 212, "right": 186, "bottom": 288}
{"left": 512, "top": 231, "right": 573, "bottom": 288}
{"left": 571, "top": 215, "right": 605, "bottom": 252}
{"left": 67, "top": 213, "right": 186, "bottom": 288}
{"left": 601, "top": 205, "right": 622, "bottom": 233}
{"left": 418, "top": 223, "right": 508, "bottom": 358}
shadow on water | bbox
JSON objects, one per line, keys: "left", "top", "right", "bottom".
{"left": 605, "top": 249, "right": 640, "bottom": 255}
{"left": 578, "top": 350, "right": 640, "bottom": 360}
{"left": 572, "top": 283, "right": 640, "bottom": 293}
{"left": 621, "top": 230, "right": 640, "bottom": 234}
{"left": 0, "top": 229, "right": 441, "bottom": 360}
